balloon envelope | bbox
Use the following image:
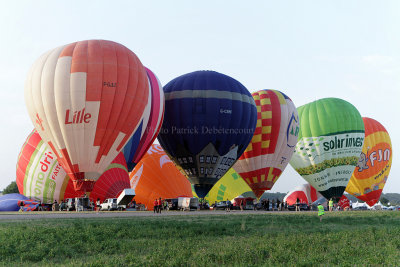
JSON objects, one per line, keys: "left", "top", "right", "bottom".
{"left": 283, "top": 184, "right": 322, "bottom": 205}
{"left": 192, "top": 169, "right": 252, "bottom": 204}
{"left": 234, "top": 90, "right": 299, "bottom": 198}
{"left": 123, "top": 67, "right": 164, "bottom": 172}
{"left": 24, "top": 40, "right": 150, "bottom": 193}
{"left": 338, "top": 195, "right": 350, "bottom": 209}
{"left": 157, "top": 70, "right": 257, "bottom": 197}
{"left": 16, "top": 131, "right": 130, "bottom": 203}
{"left": 0, "top": 193, "right": 28, "bottom": 211}
{"left": 129, "top": 144, "right": 193, "bottom": 210}
{"left": 345, "top": 117, "right": 392, "bottom": 206}
{"left": 289, "top": 98, "right": 365, "bottom": 200}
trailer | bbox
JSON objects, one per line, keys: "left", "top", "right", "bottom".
{"left": 117, "top": 189, "right": 136, "bottom": 207}
{"left": 75, "top": 197, "right": 93, "bottom": 212}
{"left": 177, "top": 197, "right": 191, "bottom": 211}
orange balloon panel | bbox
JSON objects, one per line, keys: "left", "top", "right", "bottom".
{"left": 346, "top": 117, "right": 392, "bottom": 206}
{"left": 129, "top": 144, "right": 193, "bottom": 210}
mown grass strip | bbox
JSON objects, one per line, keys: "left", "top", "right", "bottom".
{"left": 0, "top": 211, "right": 399, "bottom": 266}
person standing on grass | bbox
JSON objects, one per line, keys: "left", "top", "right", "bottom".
{"left": 329, "top": 198, "right": 334, "bottom": 212}
{"left": 158, "top": 198, "right": 162, "bottom": 213}
{"left": 96, "top": 198, "right": 101, "bottom": 213}
{"left": 318, "top": 203, "right": 325, "bottom": 222}
{"left": 226, "top": 199, "right": 231, "bottom": 212}
{"left": 295, "top": 198, "right": 300, "bottom": 212}
{"left": 153, "top": 199, "right": 158, "bottom": 213}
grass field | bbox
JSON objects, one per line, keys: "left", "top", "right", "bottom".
{"left": 0, "top": 211, "right": 399, "bottom": 266}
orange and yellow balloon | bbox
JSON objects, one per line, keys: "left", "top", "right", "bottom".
{"left": 129, "top": 144, "right": 193, "bottom": 210}
{"left": 345, "top": 117, "right": 392, "bottom": 206}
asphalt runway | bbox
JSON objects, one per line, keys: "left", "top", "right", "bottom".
{"left": 0, "top": 210, "right": 306, "bottom": 220}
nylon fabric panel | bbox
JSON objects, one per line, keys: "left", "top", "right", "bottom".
{"left": 54, "top": 56, "right": 79, "bottom": 174}
{"left": 70, "top": 42, "right": 89, "bottom": 172}
{"left": 123, "top": 122, "right": 143, "bottom": 171}
{"left": 25, "top": 49, "right": 58, "bottom": 157}
{"left": 123, "top": 68, "right": 165, "bottom": 170}
{"left": 41, "top": 46, "right": 68, "bottom": 159}
{"left": 116, "top": 51, "right": 149, "bottom": 151}
{"left": 131, "top": 68, "right": 164, "bottom": 163}
{"left": 93, "top": 41, "right": 118, "bottom": 161}
{"left": 16, "top": 131, "right": 38, "bottom": 194}
{"left": 191, "top": 169, "right": 252, "bottom": 203}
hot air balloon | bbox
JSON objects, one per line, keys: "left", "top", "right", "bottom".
{"left": 24, "top": 40, "right": 150, "bottom": 193}
{"left": 192, "top": 169, "right": 252, "bottom": 204}
{"left": 123, "top": 67, "right": 164, "bottom": 172}
{"left": 16, "top": 130, "right": 130, "bottom": 203}
{"left": 129, "top": 144, "right": 193, "bottom": 210}
{"left": 289, "top": 98, "right": 365, "bottom": 200}
{"left": 345, "top": 117, "right": 392, "bottom": 206}
{"left": 233, "top": 89, "right": 299, "bottom": 198}
{"left": 283, "top": 183, "right": 323, "bottom": 205}
{"left": 157, "top": 70, "right": 257, "bottom": 198}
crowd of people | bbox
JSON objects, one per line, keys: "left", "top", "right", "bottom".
{"left": 153, "top": 198, "right": 168, "bottom": 213}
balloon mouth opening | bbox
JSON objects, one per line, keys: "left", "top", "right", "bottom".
{"left": 73, "top": 179, "right": 95, "bottom": 194}
{"left": 194, "top": 184, "right": 214, "bottom": 199}
{"left": 126, "top": 162, "right": 137, "bottom": 173}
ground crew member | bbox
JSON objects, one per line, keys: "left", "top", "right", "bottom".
{"left": 329, "top": 198, "right": 334, "bottom": 212}
{"left": 153, "top": 199, "right": 158, "bottom": 213}
{"left": 318, "top": 203, "right": 325, "bottom": 222}
{"left": 158, "top": 198, "right": 162, "bottom": 214}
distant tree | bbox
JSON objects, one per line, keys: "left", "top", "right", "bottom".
{"left": 2, "top": 181, "right": 18, "bottom": 194}
{"left": 380, "top": 197, "right": 389, "bottom": 206}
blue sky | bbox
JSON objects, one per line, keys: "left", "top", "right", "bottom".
{"left": 1, "top": 1, "right": 399, "bottom": 193}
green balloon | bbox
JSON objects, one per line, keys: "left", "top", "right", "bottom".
{"left": 290, "top": 98, "right": 365, "bottom": 200}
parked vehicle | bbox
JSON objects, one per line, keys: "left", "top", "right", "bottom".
{"left": 353, "top": 205, "right": 368, "bottom": 211}
{"left": 75, "top": 197, "right": 93, "bottom": 211}
{"left": 214, "top": 201, "right": 229, "bottom": 210}
{"left": 165, "top": 198, "right": 178, "bottom": 210}
{"left": 65, "top": 198, "right": 76, "bottom": 211}
{"left": 287, "top": 203, "right": 309, "bottom": 211}
{"left": 233, "top": 197, "right": 255, "bottom": 210}
{"left": 189, "top": 198, "right": 199, "bottom": 210}
{"left": 100, "top": 198, "right": 118, "bottom": 211}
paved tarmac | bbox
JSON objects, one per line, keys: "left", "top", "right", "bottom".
{"left": 0, "top": 210, "right": 306, "bottom": 220}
